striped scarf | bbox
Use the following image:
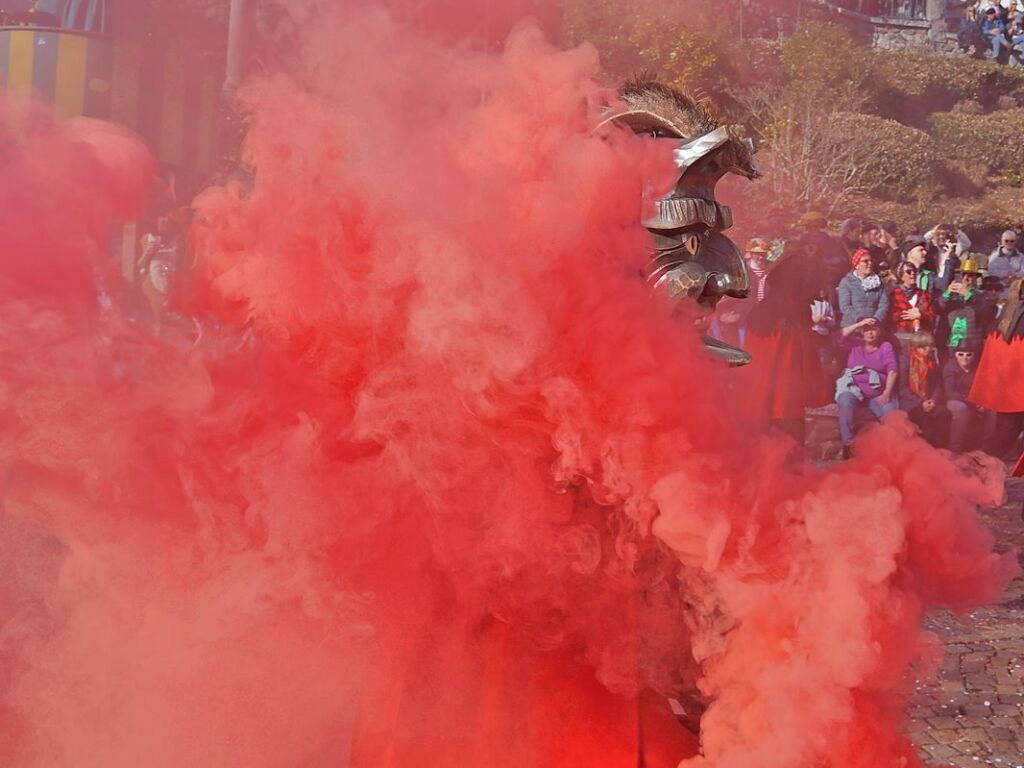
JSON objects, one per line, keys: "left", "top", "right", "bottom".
{"left": 909, "top": 347, "right": 935, "bottom": 398}
{"left": 749, "top": 263, "right": 769, "bottom": 301}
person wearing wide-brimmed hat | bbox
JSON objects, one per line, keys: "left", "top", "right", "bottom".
{"left": 711, "top": 238, "right": 771, "bottom": 350}
{"left": 745, "top": 238, "right": 772, "bottom": 301}
{"left": 900, "top": 235, "right": 937, "bottom": 295}
{"left": 797, "top": 211, "right": 845, "bottom": 285}
{"left": 937, "top": 256, "right": 998, "bottom": 349}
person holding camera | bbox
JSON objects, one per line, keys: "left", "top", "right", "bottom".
{"left": 937, "top": 257, "right": 998, "bottom": 348}
{"left": 925, "top": 224, "right": 965, "bottom": 294}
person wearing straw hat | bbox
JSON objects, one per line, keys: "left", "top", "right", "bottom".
{"left": 745, "top": 238, "right": 772, "bottom": 302}
{"left": 712, "top": 238, "right": 770, "bottom": 351}
{"left": 937, "top": 255, "right": 998, "bottom": 350}
{"left": 988, "top": 230, "right": 1024, "bottom": 284}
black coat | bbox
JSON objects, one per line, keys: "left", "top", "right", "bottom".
{"left": 942, "top": 359, "right": 977, "bottom": 403}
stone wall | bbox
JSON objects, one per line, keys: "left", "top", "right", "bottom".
{"left": 871, "top": 17, "right": 960, "bottom": 53}
{"left": 823, "top": 1, "right": 964, "bottom": 56}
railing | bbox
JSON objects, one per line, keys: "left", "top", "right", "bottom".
{"left": 880, "top": 0, "right": 927, "bottom": 20}
{"left": 0, "top": 0, "right": 106, "bottom": 34}
{"left": 825, "top": 0, "right": 931, "bottom": 21}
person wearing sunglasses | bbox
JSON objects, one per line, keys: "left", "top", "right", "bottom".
{"left": 943, "top": 342, "right": 996, "bottom": 453}
{"left": 937, "top": 256, "right": 999, "bottom": 349}
{"left": 900, "top": 235, "right": 936, "bottom": 295}
{"left": 988, "top": 230, "right": 1024, "bottom": 283}
{"left": 890, "top": 261, "right": 936, "bottom": 341}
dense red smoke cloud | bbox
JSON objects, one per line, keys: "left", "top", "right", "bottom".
{"left": 0, "top": 3, "right": 1018, "bottom": 768}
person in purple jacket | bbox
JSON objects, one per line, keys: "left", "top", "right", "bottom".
{"left": 835, "top": 315, "right": 900, "bottom": 458}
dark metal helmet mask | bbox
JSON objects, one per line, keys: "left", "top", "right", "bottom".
{"left": 597, "top": 79, "right": 760, "bottom": 366}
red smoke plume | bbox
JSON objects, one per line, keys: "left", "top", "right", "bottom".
{"left": 0, "top": 4, "right": 1017, "bottom": 768}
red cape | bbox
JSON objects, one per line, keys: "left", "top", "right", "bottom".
{"left": 735, "top": 329, "right": 831, "bottom": 423}
{"left": 969, "top": 334, "right": 1024, "bottom": 413}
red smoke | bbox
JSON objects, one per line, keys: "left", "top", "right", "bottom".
{"left": 0, "top": 4, "right": 1017, "bottom": 768}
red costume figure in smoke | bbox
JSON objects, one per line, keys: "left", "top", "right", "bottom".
{"left": 0, "top": 9, "right": 1017, "bottom": 768}
{"left": 970, "top": 276, "right": 1024, "bottom": 474}
{"left": 734, "top": 244, "right": 832, "bottom": 446}
{"left": 351, "top": 77, "right": 761, "bottom": 768}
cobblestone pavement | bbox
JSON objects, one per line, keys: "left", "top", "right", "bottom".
{"left": 907, "top": 476, "right": 1024, "bottom": 767}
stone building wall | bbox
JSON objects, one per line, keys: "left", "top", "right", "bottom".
{"left": 871, "top": 17, "right": 961, "bottom": 54}
{"left": 824, "top": 0, "right": 963, "bottom": 56}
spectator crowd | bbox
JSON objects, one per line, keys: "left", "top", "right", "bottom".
{"left": 717, "top": 214, "right": 1024, "bottom": 459}
{"left": 952, "top": 0, "right": 1024, "bottom": 62}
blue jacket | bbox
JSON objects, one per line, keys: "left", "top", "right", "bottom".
{"left": 983, "top": 18, "right": 1007, "bottom": 37}
{"left": 837, "top": 272, "right": 890, "bottom": 328}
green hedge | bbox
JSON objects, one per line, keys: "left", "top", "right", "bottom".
{"left": 848, "top": 187, "right": 1024, "bottom": 238}
{"left": 929, "top": 109, "right": 1024, "bottom": 184}
{"left": 869, "top": 51, "right": 1024, "bottom": 123}
{"left": 832, "top": 113, "right": 941, "bottom": 200}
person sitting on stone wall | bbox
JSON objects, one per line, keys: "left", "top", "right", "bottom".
{"left": 898, "top": 331, "right": 949, "bottom": 448}
{"left": 944, "top": 341, "right": 997, "bottom": 453}
{"left": 982, "top": 5, "right": 1011, "bottom": 59}
{"left": 835, "top": 316, "right": 900, "bottom": 459}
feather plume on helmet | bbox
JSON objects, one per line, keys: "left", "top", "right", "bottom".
{"left": 597, "top": 77, "right": 761, "bottom": 366}
{"left": 605, "top": 77, "right": 760, "bottom": 182}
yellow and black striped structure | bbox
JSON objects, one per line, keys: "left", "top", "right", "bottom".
{"left": 0, "top": 25, "right": 222, "bottom": 176}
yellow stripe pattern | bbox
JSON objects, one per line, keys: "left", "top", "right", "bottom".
{"left": 160, "top": 53, "right": 186, "bottom": 166}
{"left": 3, "top": 29, "right": 221, "bottom": 174}
{"left": 55, "top": 33, "right": 87, "bottom": 119}
{"left": 7, "top": 29, "right": 35, "bottom": 111}
{"left": 109, "top": 39, "right": 140, "bottom": 129}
